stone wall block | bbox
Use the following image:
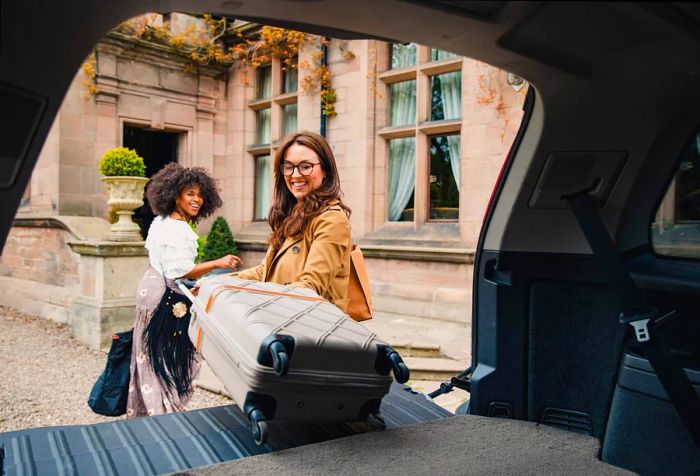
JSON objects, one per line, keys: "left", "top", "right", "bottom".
{"left": 71, "top": 299, "right": 137, "bottom": 350}
{"left": 117, "top": 59, "right": 159, "bottom": 87}
{"left": 119, "top": 93, "right": 152, "bottom": 122}
{"left": 166, "top": 102, "right": 196, "bottom": 128}
{"left": 69, "top": 241, "right": 149, "bottom": 349}
{"left": 160, "top": 68, "right": 197, "bottom": 94}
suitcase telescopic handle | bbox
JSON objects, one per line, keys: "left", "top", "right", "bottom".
{"left": 175, "top": 279, "right": 205, "bottom": 313}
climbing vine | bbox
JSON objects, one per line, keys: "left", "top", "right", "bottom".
{"left": 81, "top": 52, "right": 99, "bottom": 99}
{"left": 477, "top": 71, "right": 509, "bottom": 142}
{"left": 82, "top": 14, "right": 347, "bottom": 115}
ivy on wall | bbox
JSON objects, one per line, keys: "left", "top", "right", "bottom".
{"left": 82, "top": 14, "right": 349, "bottom": 116}
{"left": 81, "top": 52, "right": 99, "bottom": 98}
{"left": 476, "top": 70, "right": 527, "bottom": 141}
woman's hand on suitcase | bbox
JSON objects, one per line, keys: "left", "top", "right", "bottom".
{"left": 189, "top": 255, "right": 241, "bottom": 295}
{"left": 215, "top": 254, "right": 242, "bottom": 271}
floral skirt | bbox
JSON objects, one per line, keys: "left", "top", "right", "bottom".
{"left": 126, "top": 267, "right": 201, "bottom": 418}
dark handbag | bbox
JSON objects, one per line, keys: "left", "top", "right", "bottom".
{"left": 88, "top": 329, "right": 133, "bottom": 416}
{"left": 144, "top": 279, "right": 195, "bottom": 397}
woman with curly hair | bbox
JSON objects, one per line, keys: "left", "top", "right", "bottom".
{"left": 232, "top": 131, "right": 353, "bottom": 311}
{"left": 126, "top": 163, "right": 241, "bottom": 418}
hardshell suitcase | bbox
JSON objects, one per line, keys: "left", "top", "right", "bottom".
{"left": 178, "top": 275, "right": 409, "bottom": 444}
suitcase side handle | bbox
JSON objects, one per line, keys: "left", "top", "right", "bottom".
{"left": 269, "top": 341, "right": 289, "bottom": 376}
{"left": 375, "top": 345, "right": 410, "bottom": 383}
{"left": 257, "top": 334, "right": 296, "bottom": 376}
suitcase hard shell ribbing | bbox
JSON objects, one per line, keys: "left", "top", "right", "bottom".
{"left": 179, "top": 276, "right": 409, "bottom": 444}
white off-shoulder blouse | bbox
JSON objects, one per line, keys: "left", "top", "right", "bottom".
{"left": 145, "top": 216, "right": 198, "bottom": 279}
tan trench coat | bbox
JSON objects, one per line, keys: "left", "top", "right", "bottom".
{"left": 234, "top": 202, "right": 352, "bottom": 312}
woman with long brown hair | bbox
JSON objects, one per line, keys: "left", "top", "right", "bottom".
{"left": 234, "top": 130, "right": 353, "bottom": 311}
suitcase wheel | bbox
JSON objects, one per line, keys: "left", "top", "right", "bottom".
{"left": 366, "top": 412, "right": 387, "bottom": 431}
{"left": 253, "top": 420, "right": 268, "bottom": 445}
{"left": 387, "top": 351, "right": 410, "bottom": 383}
{"left": 248, "top": 408, "right": 269, "bottom": 445}
{"left": 269, "top": 340, "right": 290, "bottom": 376}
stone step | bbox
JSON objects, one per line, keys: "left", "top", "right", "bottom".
{"left": 388, "top": 341, "right": 442, "bottom": 358}
{"left": 403, "top": 357, "right": 467, "bottom": 381}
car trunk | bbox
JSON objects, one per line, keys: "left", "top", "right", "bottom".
{"left": 469, "top": 84, "right": 700, "bottom": 474}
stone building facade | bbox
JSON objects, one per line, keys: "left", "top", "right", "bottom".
{"left": 0, "top": 15, "right": 527, "bottom": 347}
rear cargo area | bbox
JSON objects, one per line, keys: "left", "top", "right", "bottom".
{"left": 0, "top": 383, "right": 449, "bottom": 475}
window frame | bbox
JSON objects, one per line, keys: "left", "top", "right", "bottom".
{"left": 390, "top": 42, "right": 418, "bottom": 70}
{"left": 379, "top": 44, "right": 463, "bottom": 226}
{"left": 256, "top": 63, "right": 272, "bottom": 100}
{"left": 282, "top": 102, "right": 298, "bottom": 137}
{"left": 253, "top": 153, "right": 272, "bottom": 222}
{"left": 652, "top": 129, "right": 700, "bottom": 258}
{"left": 281, "top": 56, "right": 299, "bottom": 94}
{"left": 247, "top": 57, "right": 299, "bottom": 222}
{"left": 426, "top": 132, "right": 461, "bottom": 223}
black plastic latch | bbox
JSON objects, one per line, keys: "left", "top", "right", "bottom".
{"left": 427, "top": 366, "right": 471, "bottom": 399}
{"left": 488, "top": 402, "right": 514, "bottom": 418}
{"left": 619, "top": 308, "right": 676, "bottom": 343}
{"left": 450, "top": 373, "right": 471, "bottom": 392}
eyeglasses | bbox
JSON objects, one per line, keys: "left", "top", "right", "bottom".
{"left": 281, "top": 161, "right": 321, "bottom": 176}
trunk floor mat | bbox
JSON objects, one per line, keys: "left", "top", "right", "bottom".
{"left": 0, "top": 383, "right": 451, "bottom": 475}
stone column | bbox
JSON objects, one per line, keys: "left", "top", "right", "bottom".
{"left": 68, "top": 240, "right": 149, "bottom": 350}
{"left": 194, "top": 74, "right": 216, "bottom": 172}
{"left": 92, "top": 45, "right": 121, "bottom": 220}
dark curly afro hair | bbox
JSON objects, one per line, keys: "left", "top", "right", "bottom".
{"left": 146, "top": 163, "right": 222, "bottom": 224}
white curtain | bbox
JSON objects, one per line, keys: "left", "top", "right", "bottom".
{"left": 283, "top": 103, "right": 297, "bottom": 136}
{"left": 284, "top": 67, "right": 298, "bottom": 93}
{"left": 431, "top": 49, "right": 458, "bottom": 61}
{"left": 388, "top": 138, "right": 416, "bottom": 221}
{"left": 256, "top": 108, "right": 271, "bottom": 144}
{"left": 438, "top": 72, "right": 461, "bottom": 190}
{"left": 255, "top": 155, "right": 271, "bottom": 220}
{"left": 257, "top": 65, "right": 272, "bottom": 98}
{"left": 439, "top": 72, "right": 461, "bottom": 121}
{"left": 391, "top": 43, "right": 417, "bottom": 69}
{"left": 390, "top": 81, "right": 416, "bottom": 127}
{"left": 388, "top": 77, "right": 417, "bottom": 221}
{"left": 446, "top": 135, "right": 461, "bottom": 192}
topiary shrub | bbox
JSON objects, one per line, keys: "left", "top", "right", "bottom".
{"left": 98, "top": 147, "right": 146, "bottom": 177}
{"left": 201, "top": 217, "right": 237, "bottom": 262}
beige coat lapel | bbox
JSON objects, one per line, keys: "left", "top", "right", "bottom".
{"left": 266, "top": 235, "right": 303, "bottom": 278}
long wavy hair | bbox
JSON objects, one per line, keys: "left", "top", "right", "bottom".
{"left": 146, "top": 162, "right": 222, "bottom": 224}
{"left": 268, "top": 131, "right": 350, "bottom": 250}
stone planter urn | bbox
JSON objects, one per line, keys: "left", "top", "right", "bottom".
{"left": 101, "top": 176, "right": 149, "bottom": 242}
